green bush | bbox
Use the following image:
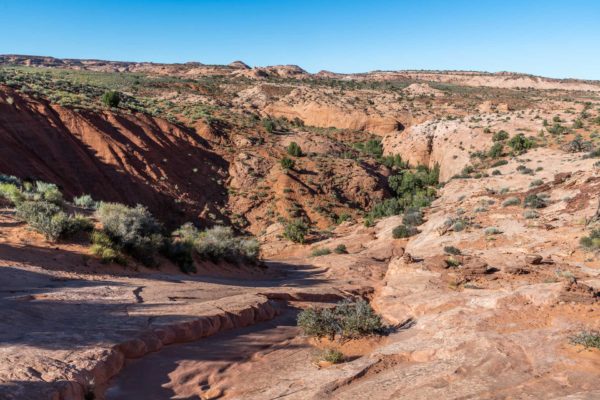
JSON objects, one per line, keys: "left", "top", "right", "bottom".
{"left": 508, "top": 134, "right": 535, "bottom": 154}
{"left": 488, "top": 142, "right": 504, "bottom": 158}
{"left": 262, "top": 118, "right": 276, "bottom": 133}
{"left": 392, "top": 224, "right": 417, "bottom": 239}
{"left": 286, "top": 142, "right": 303, "bottom": 157}
{"left": 73, "top": 194, "right": 99, "bottom": 209}
{"left": 523, "top": 210, "right": 539, "bottom": 219}
{"left": 444, "top": 246, "right": 461, "bottom": 255}
{"left": 96, "top": 203, "right": 164, "bottom": 266}
{"left": 485, "top": 227, "right": 502, "bottom": 235}
{"left": 502, "top": 197, "right": 521, "bottom": 207}
{"left": 321, "top": 349, "right": 344, "bottom": 364}
{"left": 311, "top": 247, "right": 331, "bottom": 257}
{"left": 297, "top": 299, "right": 383, "bottom": 340}
{"left": 491, "top": 159, "right": 508, "bottom": 167}
{"left": 333, "top": 244, "right": 348, "bottom": 254}
{"left": 280, "top": 157, "right": 295, "bottom": 171}
{"left": 402, "top": 208, "right": 423, "bottom": 226}
{"left": 16, "top": 201, "right": 64, "bottom": 241}
{"left": 102, "top": 91, "right": 121, "bottom": 108}
{"left": 90, "top": 230, "right": 127, "bottom": 265}
{"left": 524, "top": 194, "right": 547, "bottom": 209}
{"left": 15, "top": 200, "right": 91, "bottom": 241}
{"left": 283, "top": 219, "right": 309, "bottom": 243}
{"left": 580, "top": 229, "right": 600, "bottom": 251}
{"left": 530, "top": 179, "right": 544, "bottom": 187}
{"left": 493, "top": 130, "right": 509, "bottom": 142}
{"left": 0, "top": 183, "right": 23, "bottom": 205}
{"left": 571, "top": 331, "right": 600, "bottom": 349}
{"left": 193, "top": 225, "right": 259, "bottom": 263}
{"left": 353, "top": 139, "right": 383, "bottom": 157}
{"left": 34, "top": 181, "right": 63, "bottom": 204}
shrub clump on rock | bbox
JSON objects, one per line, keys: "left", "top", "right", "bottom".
{"left": 297, "top": 299, "right": 384, "bottom": 340}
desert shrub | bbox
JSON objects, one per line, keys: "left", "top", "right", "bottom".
{"left": 580, "top": 228, "right": 600, "bottom": 251}
{"left": 34, "top": 181, "right": 63, "bottom": 204}
{"left": 530, "top": 179, "right": 544, "bottom": 187}
{"left": 488, "top": 142, "right": 504, "bottom": 158}
{"left": 63, "top": 214, "right": 94, "bottom": 237}
{"left": 167, "top": 223, "right": 259, "bottom": 269}
{"left": 311, "top": 247, "right": 331, "bottom": 257}
{"left": 508, "top": 134, "right": 535, "bottom": 154}
{"left": 14, "top": 200, "right": 91, "bottom": 241}
{"left": 547, "top": 123, "right": 568, "bottom": 136}
{"left": 492, "top": 169, "right": 501, "bottom": 175}
{"left": 280, "top": 157, "right": 295, "bottom": 171}
{"left": 283, "top": 218, "right": 309, "bottom": 243}
{"left": 353, "top": 139, "right": 383, "bottom": 157}
{"left": 194, "top": 225, "right": 259, "bottom": 263}
{"left": 573, "top": 119, "right": 584, "bottom": 129}
{"left": 570, "top": 331, "right": 600, "bottom": 349}
{"left": 262, "top": 118, "right": 276, "bottom": 133}
{"left": 566, "top": 135, "right": 592, "bottom": 153}
{"left": 524, "top": 194, "right": 548, "bottom": 209}
{"left": 333, "top": 244, "right": 348, "bottom": 254}
{"left": 0, "top": 174, "right": 20, "bottom": 185}
{"left": 445, "top": 257, "right": 461, "bottom": 267}
{"left": 402, "top": 208, "right": 423, "bottom": 226}
{"left": 90, "top": 230, "right": 127, "bottom": 265}
{"left": 73, "top": 194, "right": 99, "bottom": 209}
{"left": 297, "top": 299, "right": 383, "bottom": 340}
{"left": 286, "top": 142, "right": 303, "bottom": 157}
{"left": 321, "top": 349, "right": 344, "bottom": 364}
{"left": 102, "top": 91, "right": 121, "bottom": 107}
{"left": 523, "top": 210, "right": 539, "bottom": 219}
{"left": 392, "top": 224, "right": 417, "bottom": 239}
{"left": 163, "top": 230, "right": 196, "bottom": 273}
{"left": 493, "top": 130, "right": 509, "bottom": 142}
{"left": 502, "top": 197, "right": 521, "bottom": 207}
{"left": 0, "top": 183, "right": 23, "bottom": 205}
{"left": 491, "top": 159, "right": 509, "bottom": 167}
{"left": 586, "top": 147, "right": 600, "bottom": 158}
{"left": 485, "top": 226, "right": 502, "bottom": 235}
{"left": 380, "top": 154, "right": 407, "bottom": 169}
{"left": 444, "top": 246, "right": 461, "bottom": 255}
{"left": 96, "top": 203, "right": 164, "bottom": 266}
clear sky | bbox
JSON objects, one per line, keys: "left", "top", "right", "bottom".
{"left": 1, "top": 0, "right": 599, "bottom": 79}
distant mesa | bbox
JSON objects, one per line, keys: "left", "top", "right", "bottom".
{"left": 229, "top": 60, "right": 251, "bottom": 69}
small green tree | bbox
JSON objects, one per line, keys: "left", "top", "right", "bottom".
{"left": 280, "top": 156, "right": 295, "bottom": 171}
{"left": 283, "top": 219, "right": 309, "bottom": 243}
{"left": 286, "top": 142, "right": 303, "bottom": 157}
{"left": 102, "top": 91, "right": 121, "bottom": 108}
{"left": 488, "top": 142, "right": 504, "bottom": 158}
{"left": 492, "top": 130, "right": 509, "bottom": 142}
{"left": 508, "top": 134, "right": 535, "bottom": 154}
{"left": 262, "top": 118, "right": 276, "bottom": 133}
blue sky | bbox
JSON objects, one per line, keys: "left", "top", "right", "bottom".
{"left": 0, "top": 0, "right": 599, "bottom": 79}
